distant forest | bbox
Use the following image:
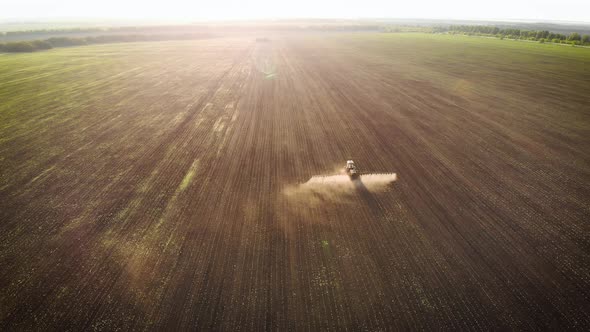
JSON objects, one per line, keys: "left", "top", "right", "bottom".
{"left": 0, "top": 24, "right": 382, "bottom": 52}
{"left": 0, "top": 33, "right": 212, "bottom": 52}
{"left": 0, "top": 24, "right": 381, "bottom": 42}
{"left": 436, "top": 25, "right": 590, "bottom": 45}
{"left": 1, "top": 23, "right": 589, "bottom": 53}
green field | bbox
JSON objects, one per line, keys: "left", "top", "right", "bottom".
{"left": 1, "top": 33, "right": 589, "bottom": 330}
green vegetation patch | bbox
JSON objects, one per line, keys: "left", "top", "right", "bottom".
{"left": 179, "top": 159, "right": 200, "bottom": 192}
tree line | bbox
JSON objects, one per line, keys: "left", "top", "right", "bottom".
{"left": 0, "top": 25, "right": 204, "bottom": 37}
{"left": 437, "top": 25, "right": 590, "bottom": 45}
{"left": 0, "top": 33, "right": 213, "bottom": 53}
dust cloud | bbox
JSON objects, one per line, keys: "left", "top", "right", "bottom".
{"left": 283, "top": 173, "right": 397, "bottom": 206}
{"left": 306, "top": 173, "right": 397, "bottom": 191}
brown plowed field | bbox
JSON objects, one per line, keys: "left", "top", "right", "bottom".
{"left": 1, "top": 34, "right": 589, "bottom": 330}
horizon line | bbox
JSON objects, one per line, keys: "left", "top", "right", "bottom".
{"left": 1, "top": 17, "right": 589, "bottom": 25}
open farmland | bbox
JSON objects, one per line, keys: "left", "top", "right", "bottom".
{"left": 1, "top": 33, "right": 589, "bottom": 330}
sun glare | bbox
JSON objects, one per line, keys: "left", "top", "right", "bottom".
{"left": 2, "top": 0, "right": 590, "bottom": 22}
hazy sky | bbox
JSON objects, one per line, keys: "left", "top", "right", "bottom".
{"left": 3, "top": 0, "right": 590, "bottom": 22}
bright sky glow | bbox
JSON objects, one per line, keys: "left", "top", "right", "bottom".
{"left": 3, "top": 0, "right": 590, "bottom": 22}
